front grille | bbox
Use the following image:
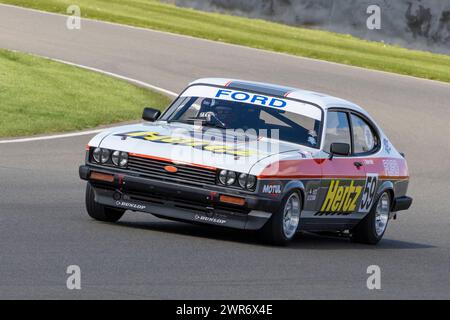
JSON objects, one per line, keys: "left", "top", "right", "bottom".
{"left": 127, "top": 155, "right": 217, "bottom": 186}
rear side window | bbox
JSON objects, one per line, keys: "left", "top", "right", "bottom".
{"left": 351, "top": 114, "right": 378, "bottom": 154}
{"left": 323, "top": 111, "right": 351, "bottom": 153}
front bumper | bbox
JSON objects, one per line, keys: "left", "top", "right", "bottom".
{"left": 79, "top": 165, "right": 279, "bottom": 230}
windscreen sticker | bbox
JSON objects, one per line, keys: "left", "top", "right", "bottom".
{"left": 181, "top": 85, "right": 322, "bottom": 120}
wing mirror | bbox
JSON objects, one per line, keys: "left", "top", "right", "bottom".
{"left": 142, "top": 107, "right": 161, "bottom": 122}
{"left": 329, "top": 142, "right": 350, "bottom": 159}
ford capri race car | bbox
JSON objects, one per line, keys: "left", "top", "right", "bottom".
{"left": 79, "top": 78, "right": 412, "bottom": 245}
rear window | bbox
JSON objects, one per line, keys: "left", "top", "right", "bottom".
{"left": 351, "top": 114, "right": 378, "bottom": 154}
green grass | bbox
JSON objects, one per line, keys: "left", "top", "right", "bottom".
{"left": 0, "top": 49, "right": 171, "bottom": 137}
{"left": 2, "top": 0, "right": 450, "bottom": 83}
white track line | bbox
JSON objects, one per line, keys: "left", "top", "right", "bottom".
{"left": 0, "top": 58, "right": 177, "bottom": 144}
{"left": 51, "top": 59, "right": 177, "bottom": 98}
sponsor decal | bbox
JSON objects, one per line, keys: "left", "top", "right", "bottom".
{"left": 262, "top": 184, "right": 282, "bottom": 194}
{"left": 115, "top": 131, "right": 255, "bottom": 157}
{"left": 320, "top": 180, "right": 363, "bottom": 213}
{"left": 359, "top": 174, "right": 379, "bottom": 213}
{"left": 306, "top": 188, "right": 318, "bottom": 201}
{"left": 215, "top": 89, "right": 287, "bottom": 108}
{"left": 115, "top": 201, "right": 146, "bottom": 210}
{"left": 383, "top": 159, "right": 400, "bottom": 176}
{"left": 181, "top": 85, "right": 322, "bottom": 120}
{"left": 383, "top": 138, "right": 392, "bottom": 154}
{"left": 363, "top": 159, "right": 374, "bottom": 165}
{"left": 194, "top": 214, "right": 227, "bottom": 225}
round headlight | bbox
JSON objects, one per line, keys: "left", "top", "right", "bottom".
{"left": 218, "top": 170, "right": 228, "bottom": 185}
{"left": 93, "top": 147, "right": 102, "bottom": 163}
{"left": 238, "top": 173, "right": 248, "bottom": 189}
{"left": 225, "top": 171, "right": 236, "bottom": 185}
{"left": 112, "top": 151, "right": 128, "bottom": 167}
{"left": 218, "top": 170, "right": 236, "bottom": 185}
{"left": 100, "top": 149, "right": 111, "bottom": 163}
{"left": 238, "top": 173, "right": 256, "bottom": 189}
{"left": 119, "top": 152, "right": 128, "bottom": 167}
{"left": 246, "top": 175, "right": 257, "bottom": 190}
{"left": 111, "top": 150, "right": 120, "bottom": 166}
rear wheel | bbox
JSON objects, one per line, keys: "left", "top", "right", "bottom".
{"left": 85, "top": 183, "right": 125, "bottom": 222}
{"left": 352, "top": 191, "right": 391, "bottom": 244}
{"left": 260, "top": 191, "right": 302, "bottom": 246}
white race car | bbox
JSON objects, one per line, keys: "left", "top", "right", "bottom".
{"left": 79, "top": 78, "right": 412, "bottom": 245}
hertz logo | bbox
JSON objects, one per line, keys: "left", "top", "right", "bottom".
{"left": 320, "top": 180, "right": 363, "bottom": 212}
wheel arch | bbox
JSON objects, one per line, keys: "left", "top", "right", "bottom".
{"left": 283, "top": 180, "right": 306, "bottom": 210}
{"left": 376, "top": 180, "right": 395, "bottom": 210}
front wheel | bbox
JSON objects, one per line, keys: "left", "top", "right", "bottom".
{"left": 352, "top": 191, "right": 391, "bottom": 244}
{"left": 85, "top": 183, "right": 125, "bottom": 222}
{"left": 260, "top": 191, "right": 302, "bottom": 246}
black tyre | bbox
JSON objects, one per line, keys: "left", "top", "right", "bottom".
{"left": 85, "top": 183, "right": 125, "bottom": 222}
{"left": 260, "top": 191, "right": 302, "bottom": 246}
{"left": 352, "top": 191, "right": 391, "bottom": 244}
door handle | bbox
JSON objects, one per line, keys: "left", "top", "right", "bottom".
{"left": 354, "top": 161, "right": 363, "bottom": 168}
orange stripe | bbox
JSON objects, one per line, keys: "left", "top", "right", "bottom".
{"left": 224, "top": 80, "right": 233, "bottom": 87}
{"left": 129, "top": 152, "right": 217, "bottom": 171}
{"left": 379, "top": 176, "right": 409, "bottom": 180}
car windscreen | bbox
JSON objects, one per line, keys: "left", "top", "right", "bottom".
{"left": 161, "top": 85, "right": 323, "bottom": 148}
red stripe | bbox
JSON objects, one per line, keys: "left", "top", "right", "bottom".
{"left": 258, "top": 157, "right": 409, "bottom": 180}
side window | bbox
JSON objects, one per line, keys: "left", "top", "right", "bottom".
{"left": 323, "top": 111, "right": 351, "bottom": 153}
{"left": 351, "top": 114, "right": 378, "bottom": 154}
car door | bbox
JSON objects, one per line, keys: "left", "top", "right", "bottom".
{"left": 317, "top": 110, "right": 367, "bottom": 215}
{"left": 348, "top": 112, "right": 381, "bottom": 214}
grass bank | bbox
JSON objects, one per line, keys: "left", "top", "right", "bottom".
{"left": 0, "top": 49, "right": 171, "bottom": 137}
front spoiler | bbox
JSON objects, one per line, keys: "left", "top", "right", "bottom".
{"left": 79, "top": 165, "right": 276, "bottom": 230}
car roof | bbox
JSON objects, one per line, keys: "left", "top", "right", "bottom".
{"left": 189, "top": 78, "right": 368, "bottom": 115}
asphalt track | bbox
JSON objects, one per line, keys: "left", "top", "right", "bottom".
{"left": 0, "top": 4, "right": 449, "bottom": 299}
